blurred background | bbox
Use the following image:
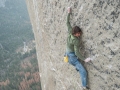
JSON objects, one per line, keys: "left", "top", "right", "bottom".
{"left": 0, "top": 0, "right": 41, "bottom": 90}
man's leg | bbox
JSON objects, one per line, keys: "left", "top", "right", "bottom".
{"left": 67, "top": 52, "right": 89, "bottom": 89}
{"left": 75, "top": 61, "right": 87, "bottom": 87}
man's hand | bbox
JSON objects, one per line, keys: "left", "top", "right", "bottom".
{"left": 84, "top": 57, "right": 91, "bottom": 62}
{"left": 68, "top": 7, "right": 71, "bottom": 13}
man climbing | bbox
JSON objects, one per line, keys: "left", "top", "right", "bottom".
{"left": 66, "top": 7, "right": 91, "bottom": 90}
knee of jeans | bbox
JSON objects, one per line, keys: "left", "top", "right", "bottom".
{"left": 82, "top": 69, "right": 87, "bottom": 76}
{"left": 78, "top": 67, "right": 87, "bottom": 75}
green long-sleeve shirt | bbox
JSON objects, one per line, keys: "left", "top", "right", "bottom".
{"left": 66, "top": 13, "right": 85, "bottom": 61}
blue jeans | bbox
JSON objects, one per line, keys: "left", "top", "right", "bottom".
{"left": 67, "top": 52, "right": 87, "bottom": 87}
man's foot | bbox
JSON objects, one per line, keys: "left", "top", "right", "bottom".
{"left": 83, "top": 86, "right": 90, "bottom": 90}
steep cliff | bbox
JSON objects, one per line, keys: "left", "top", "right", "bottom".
{"left": 25, "top": 0, "right": 120, "bottom": 90}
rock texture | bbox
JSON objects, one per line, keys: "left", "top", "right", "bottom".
{"left": 25, "top": 0, "right": 120, "bottom": 90}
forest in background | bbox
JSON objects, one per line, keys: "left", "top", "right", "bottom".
{"left": 0, "top": 0, "right": 41, "bottom": 90}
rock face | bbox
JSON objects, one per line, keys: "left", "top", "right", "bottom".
{"left": 25, "top": 0, "right": 120, "bottom": 90}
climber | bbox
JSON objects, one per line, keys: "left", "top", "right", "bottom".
{"left": 66, "top": 7, "right": 91, "bottom": 90}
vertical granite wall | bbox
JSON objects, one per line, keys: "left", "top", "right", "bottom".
{"left": 25, "top": 0, "right": 120, "bottom": 90}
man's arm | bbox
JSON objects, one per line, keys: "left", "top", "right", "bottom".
{"left": 74, "top": 45, "right": 85, "bottom": 61}
{"left": 67, "top": 8, "right": 72, "bottom": 34}
{"left": 73, "top": 39, "right": 85, "bottom": 61}
{"left": 74, "top": 39, "right": 91, "bottom": 62}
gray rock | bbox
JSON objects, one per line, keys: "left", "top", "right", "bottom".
{"left": 26, "top": 0, "right": 120, "bottom": 90}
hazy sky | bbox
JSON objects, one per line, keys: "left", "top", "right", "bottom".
{"left": 0, "top": 0, "right": 6, "bottom": 7}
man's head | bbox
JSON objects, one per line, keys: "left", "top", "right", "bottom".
{"left": 72, "top": 26, "right": 83, "bottom": 37}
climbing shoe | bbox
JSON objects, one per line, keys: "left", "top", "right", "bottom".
{"left": 82, "top": 86, "right": 90, "bottom": 90}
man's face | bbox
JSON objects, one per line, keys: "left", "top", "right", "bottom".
{"left": 74, "top": 32, "right": 81, "bottom": 37}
